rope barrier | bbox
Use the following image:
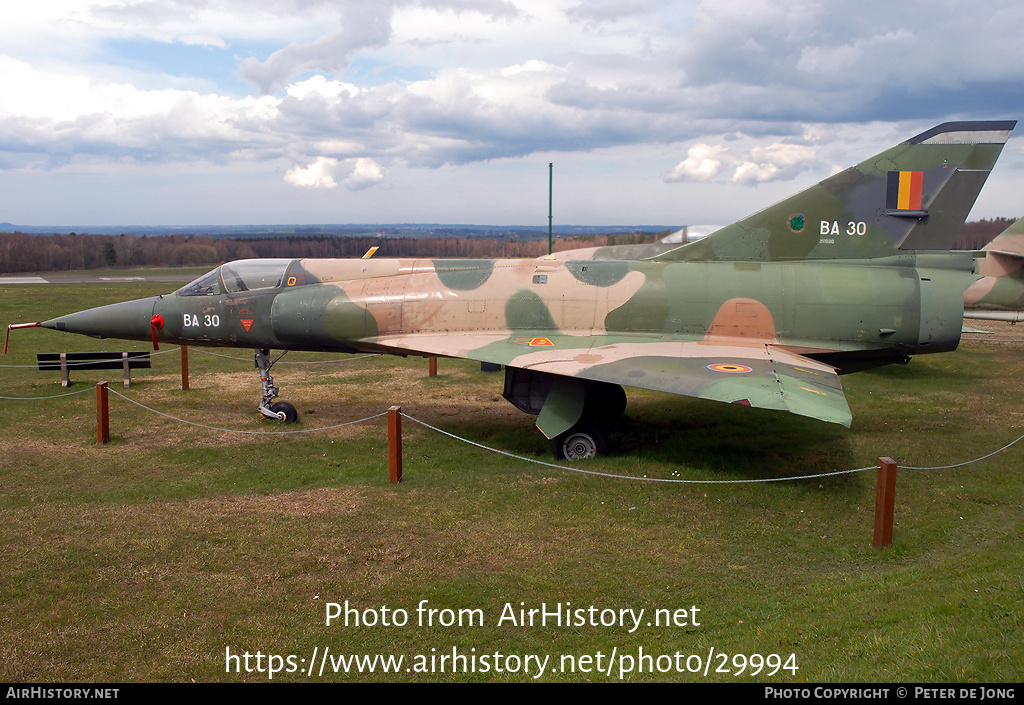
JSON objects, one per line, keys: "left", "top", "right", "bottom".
{"left": 900, "top": 429, "right": 1024, "bottom": 470}
{"left": 107, "top": 388, "right": 387, "bottom": 435}
{"left": 404, "top": 414, "right": 878, "bottom": 484}
{"left": 0, "top": 387, "right": 96, "bottom": 400}
{"left": 403, "top": 413, "right": 1019, "bottom": 483}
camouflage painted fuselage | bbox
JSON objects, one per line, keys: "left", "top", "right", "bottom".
{"left": 151, "top": 255, "right": 966, "bottom": 365}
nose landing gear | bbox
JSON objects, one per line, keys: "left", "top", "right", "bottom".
{"left": 255, "top": 348, "right": 298, "bottom": 423}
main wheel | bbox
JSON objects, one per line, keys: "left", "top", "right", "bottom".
{"left": 269, "top": 401, "right": 298, "bottom": 423}
{"left": 553, "top": 425, "right": 607, "bottom": 460}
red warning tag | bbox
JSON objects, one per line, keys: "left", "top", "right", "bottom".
{"left": 239, "top": 309, "right": 255, "bottom": 332}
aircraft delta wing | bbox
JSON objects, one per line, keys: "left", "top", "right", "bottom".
{"left": 22, "top": 120, "right": 1016, "bottom": 459}
{"left": 964, "top": 216, "right": 1024, "bottom": 322}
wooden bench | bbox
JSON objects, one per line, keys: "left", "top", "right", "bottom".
{"left": 37, "top": 351, "right": 152, "bottom": 387}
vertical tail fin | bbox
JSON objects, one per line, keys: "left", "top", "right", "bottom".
{"left": 658, "top": 121, "right": 1016, "bottom": 263}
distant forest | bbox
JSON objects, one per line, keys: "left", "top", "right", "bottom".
{"left": 0, "top": 219, "right": 1016, "bottom": 274}
{"left": 0, "top": 231, "right": 665, "bottom": 274}
{"left": 953, "top": 217, "right": 1017, "bottom": 250}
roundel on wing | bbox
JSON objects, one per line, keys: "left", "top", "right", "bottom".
{"left": 707, "top": 363, "right": 753, "bottom": 374}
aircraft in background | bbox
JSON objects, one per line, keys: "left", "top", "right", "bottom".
{"left": 662, "top": 225, "right": 722, "bottom": 244}
{"left": 964, "top": 216, "right": 1024, "bottom": 322}
{"left": 15, "top": 121, "right": 1016, "bottom": 459}
{"left": 544, "top": 224, "right": 724, "bottom": 263}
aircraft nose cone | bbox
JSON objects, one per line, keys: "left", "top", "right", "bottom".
{"left": 41, "top": 296, "right": 161, "bottom": 341}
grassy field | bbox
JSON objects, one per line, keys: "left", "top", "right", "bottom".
{"left": 0, "top": 279, "right": 1021, "bottom": 682}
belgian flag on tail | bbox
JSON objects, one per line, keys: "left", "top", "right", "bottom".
{"left": 886, "top": 170, "right": 924, "bottom": 212}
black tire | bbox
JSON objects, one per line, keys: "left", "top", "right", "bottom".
{"left": 269, "top": 401, "right": 298, "bottom": 423}
{"left": 552, "top": 425, "right": 607, "bottom": 460}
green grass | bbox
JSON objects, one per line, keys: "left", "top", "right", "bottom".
{"left": 0, "top": 279, "right": 1022, "bottom": 682}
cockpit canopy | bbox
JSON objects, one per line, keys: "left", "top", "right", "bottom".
{"left": 178, "top": 259, "right": 293, "bottom": 296}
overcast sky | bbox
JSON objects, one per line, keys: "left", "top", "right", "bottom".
{"left": 2, "top": 0, "right": 1023, "bottom": 227}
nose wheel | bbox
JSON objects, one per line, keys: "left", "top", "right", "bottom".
{"left": 255, "top": 349, "right": 298, "bottom": 423}
{"left": 267, "top": 400, "right": 297, "bottom": 423}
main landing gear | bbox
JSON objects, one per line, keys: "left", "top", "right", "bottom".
{"left": 502, "top": 367, "right": 625, "bottom": 460}
{"left": 255, "top": 348, "right": 298, "bottom": 423}
{"left": 550, "top": 383, "right": 626, "bottom": 460}
{"left": 552, "top": 424, "right": 608, "bottom": 461}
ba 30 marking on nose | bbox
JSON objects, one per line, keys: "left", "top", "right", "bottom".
{"left": 183, "top": 314, "right": 220, "bottom": 327}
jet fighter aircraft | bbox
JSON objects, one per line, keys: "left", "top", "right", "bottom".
{"left": 963, "top": 216, "right": 1024, "bottom": 322}
{"left": 20, "top": 121, "right": 1016, "bottom": 459}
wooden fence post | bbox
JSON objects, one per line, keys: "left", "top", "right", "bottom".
{"left": 96, "top": 381, "right": 109, "bottom": 444}
{"left": 873, "top": 457, "right": 897, "bottom": 548}
{"left": 388, "top": 405, "right": 403, "bottom": 483}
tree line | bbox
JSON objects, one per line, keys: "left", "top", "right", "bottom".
{"left": 0, "top": 221, "right": 1014, "bottom": 274}
{"left": 0, "top": 231, "right": 667, "bottom": 274}
{"left": 953, "top": 217, "right": 1017, "bottom": 250}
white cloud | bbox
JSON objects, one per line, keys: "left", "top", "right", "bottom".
{"left": 317, "top": 139, "right": 366, "bottom": 156}
{"left": 241, "top": 16, "right": 395, "bottom": 95}
{"left": 286, "top": 75, "right": 361, "bottom": 101}
{"left": 238, "top": 0, "right": 525, "bottom": 95}
{"left": 284, "top": 156, "right": 339, "bottom": 189}
{"left": 566, "top": 0, "right": 655, "bottom": 26}
{"left": 665, "top": 143, "right": 724, "bottom": 182}
{"left": 282, "top": 156, "right": 386, "bottom": 190}
{"left": 342, "top": 157, "right": 385, "bottom": 190}
{"left": 178, "top": 33, "right": 228, "bottom": 49}
{"left": 666, "top": 139, "right": 816, "bottom": 186}
{"left": 0, "top": 56, "right": 284, "bottom": 169}
{"left": 730, "top": 143, "right": 816, "bottom": 185}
